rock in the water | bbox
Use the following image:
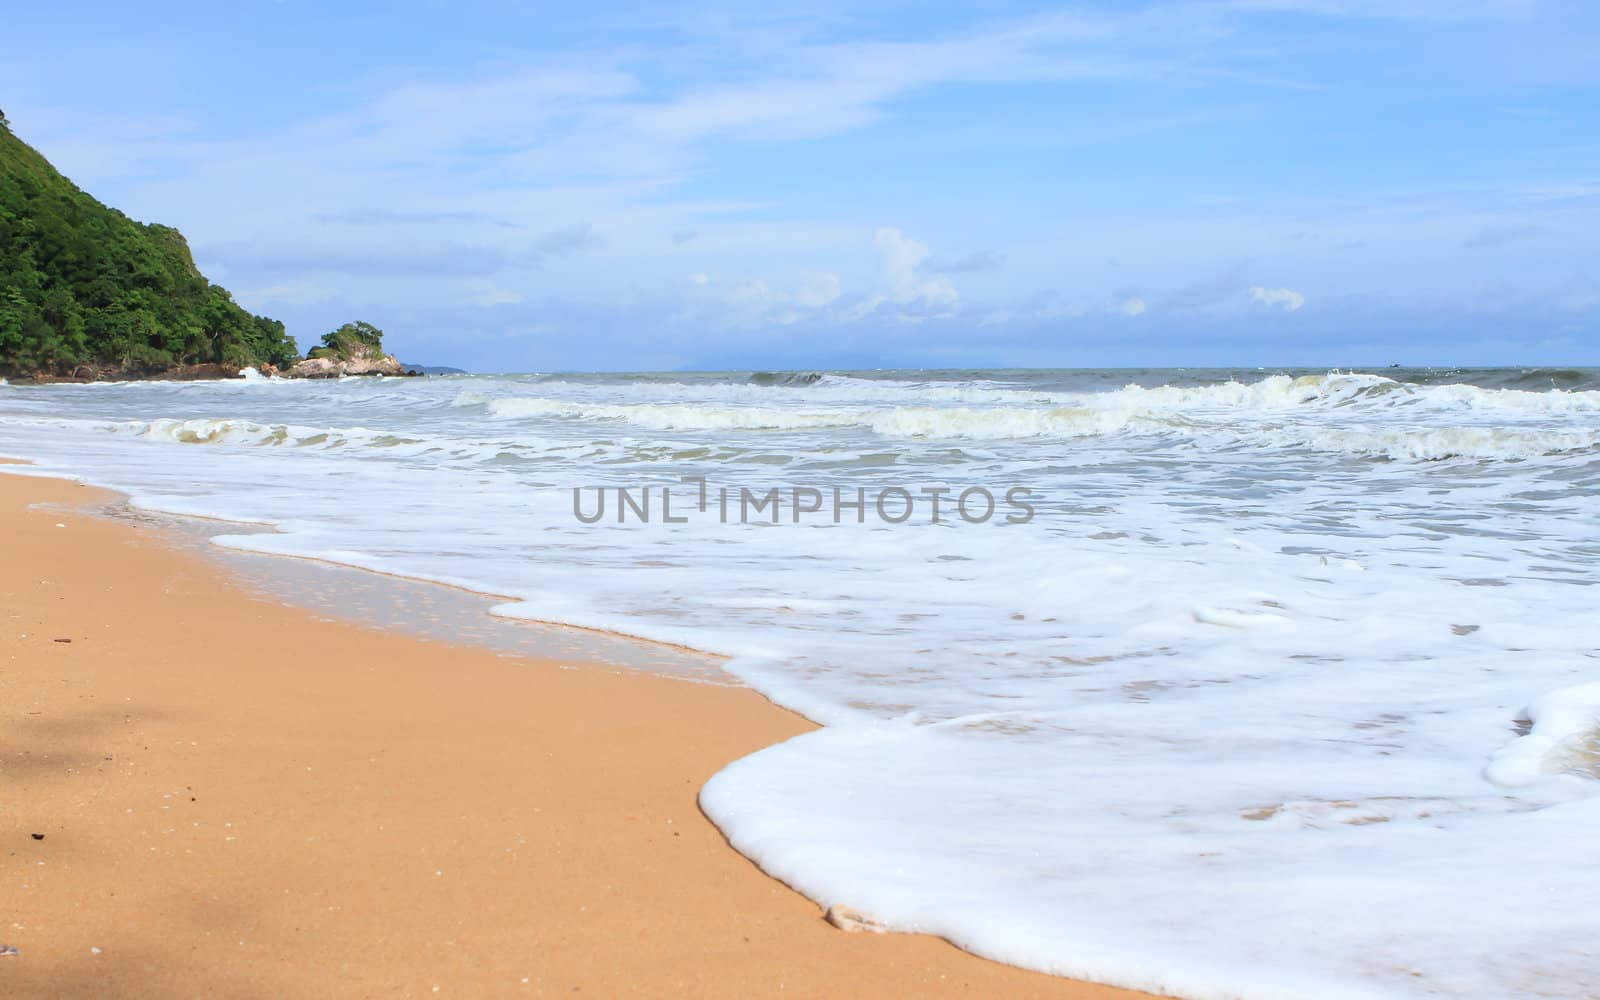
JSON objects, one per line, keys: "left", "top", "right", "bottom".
{"left": 285, "top": 353, "right": 408, "bottom": 379}
{"left": 285, "top": 356, "right": 338, "bottom": 378}
{"left": 824, "top": 904, "right": 887, "bottom": 934}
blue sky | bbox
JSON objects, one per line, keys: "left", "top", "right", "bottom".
{"left": 5, "top": 0, "right": 1598, "bottom": 371}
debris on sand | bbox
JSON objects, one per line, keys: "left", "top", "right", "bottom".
{"left": 824, "top": 904, "right": 887, "bottom": 934}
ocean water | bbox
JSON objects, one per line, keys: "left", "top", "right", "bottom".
{"left": 3, "top": 366, "right": 1599, "bottom": 998}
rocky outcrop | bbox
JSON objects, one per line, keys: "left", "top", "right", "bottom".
{"left": 277, "top": 321, "right": 419, "bottom": 378}
{"left": 281, "top": 351, "right": 411, "bottom": 379}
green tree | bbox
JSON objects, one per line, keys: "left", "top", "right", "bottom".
{"left": 310, "top": 321, "right": 385, "bottom": 360}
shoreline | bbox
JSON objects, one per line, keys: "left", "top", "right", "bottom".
{"left": 80, "top": 493, "right": 737, "bottom": 686}
{"left": 6, "top": 460, "right": 731, "bottom": 666}
{"left": 0, "top": 468, "right": 1154, "bottom": 998}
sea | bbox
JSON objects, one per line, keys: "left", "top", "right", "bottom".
{"left": 3, "top": 366, "right": 1598, "bottom": 999}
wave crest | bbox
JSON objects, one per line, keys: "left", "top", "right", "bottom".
{"left": 452, "top": 373, "right": 1600, "bottom": 460}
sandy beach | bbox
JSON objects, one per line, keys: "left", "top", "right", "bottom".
{"left": 0, "top": 468, "right": 1153, "bottom": 998}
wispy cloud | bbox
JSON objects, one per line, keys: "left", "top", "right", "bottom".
{"left": 1249, "top": 285, "right": 1307, "bottom": 311}
{"left": 1163, "top": 270, "right": 1250, "bottom": 312}
{"left": 1220, "top": 0, "right": 1540, "bottom": 21}
{"left": 463, "top": 279, "right": 523, "bottom": 308}
{"left": 312, "top": 209, "right": 521, "bottom": 229}
{"left": 927, "top": 250, "right": 1007, "bottom": 274}
{"left": 1517, "top": 182, "right": 1600, "bottom": 202}
{"left": 532, "top": 223, "right": 606, "bottom": 258}
{"left": 1463, "top": 222, "right": 1542, "bottom": 249}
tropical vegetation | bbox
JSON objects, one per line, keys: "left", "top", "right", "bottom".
{"left": 0, "top": 117, "right": 298, "bottom": 376}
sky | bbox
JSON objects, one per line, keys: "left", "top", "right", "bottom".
{"left": 4, "top": 0, "right": 1599, "bottom": 371}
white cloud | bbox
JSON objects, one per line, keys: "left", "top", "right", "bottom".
{"left": 1249, "top": 285, "right": 1306, "bottom": 311}
{"left": 872, "top": 227, "right": 959, "bottom": 312}
{"left": 693, "top": 270, "right": 840, "bottom": 328}
{"left": 1116, "top": 296, "right": 1148, "bottom": 316}
{"left": 682, "top": 229, "right": 960, "bottom": 329}
{"left": 795, "top": 270, "right": 842, "bottom": 309}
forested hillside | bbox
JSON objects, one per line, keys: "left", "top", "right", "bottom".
{"left": 0, "top": 115, "right": 297, "bottom": 377}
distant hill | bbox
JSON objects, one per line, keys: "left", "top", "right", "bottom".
{"left": 0, "top": 116, "right": 298, "bottom": 378}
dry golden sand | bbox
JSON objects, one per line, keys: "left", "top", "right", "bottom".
{"left": 0, "top": 470, "right": 1158, "bottom": 999}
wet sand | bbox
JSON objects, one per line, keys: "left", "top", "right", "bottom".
{"left": 0, "top": 469, "right": 1156, "bottom": 998}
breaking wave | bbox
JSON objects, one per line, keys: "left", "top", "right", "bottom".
{"left": 450, "top": 372, "right": 1600, "bottom": 459}
{"left": 749, "top": 370, "right": 825, "bottom": 386}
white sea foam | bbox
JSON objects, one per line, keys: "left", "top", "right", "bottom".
{"left": 2, "top": 368, "right": 1598, "bottom": 998}
{"left": 476, "top": 395, "right": 1151, "bottom": 440}
{"left": 1486, "top": 683, "right": 1600, "bottom": 788}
